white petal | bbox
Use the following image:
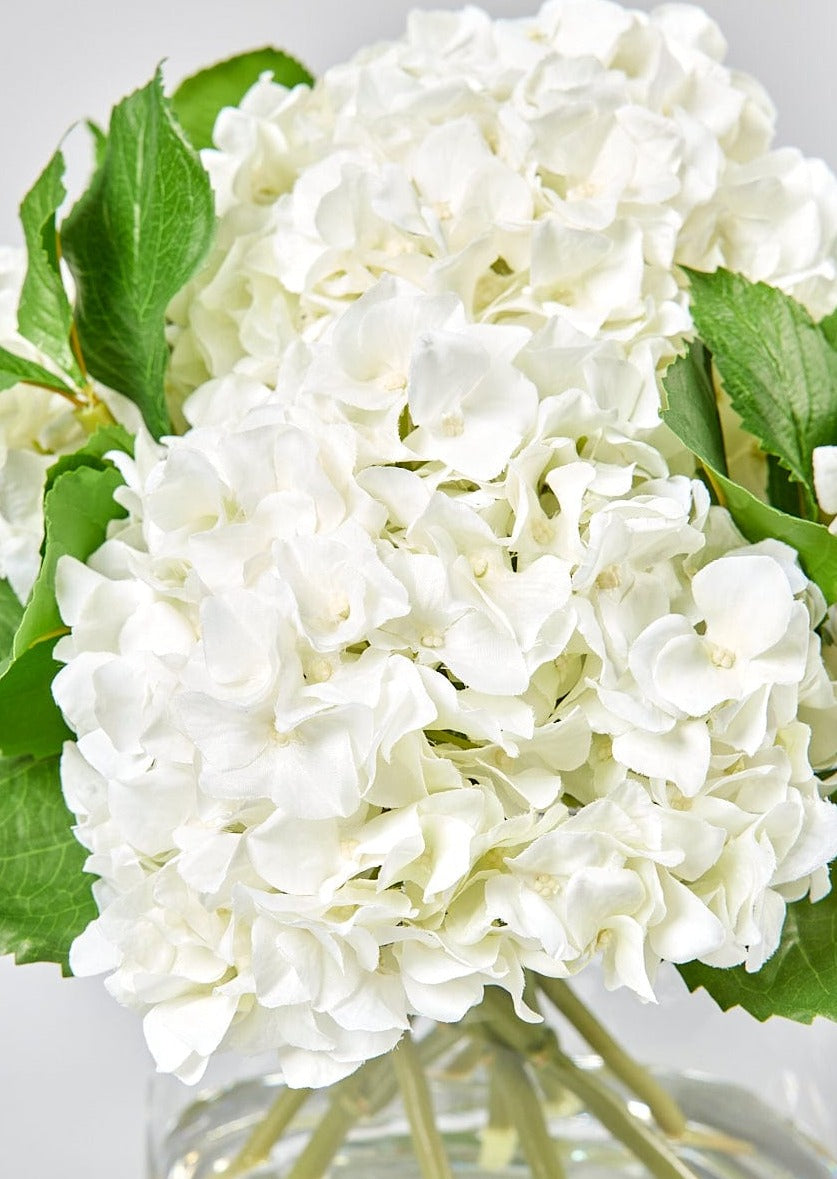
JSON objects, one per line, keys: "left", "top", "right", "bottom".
{"left": 613, "top": 720, "right": 711, "bottom": 796}
{"left": 813, "top": 445, "right": 837, "bottom": 514}
{"left": 248, "top": 814, "right": 342, "bottom": 894}
{"left": 648, "top": 875, "right": 726, "bottom": 963}
{"left": 694, "top": 555, "right": 794, "bottom": 658}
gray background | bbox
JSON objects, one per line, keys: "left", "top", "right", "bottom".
{"left": 1, "top": 2, "right": 837, "bottom": 1176}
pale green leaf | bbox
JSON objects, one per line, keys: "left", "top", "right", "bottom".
{"left": 13, "top": 463, "right": 127, "bottom": 659}
{"left": 663, "top": 343, "right": 837, "bottom": 604}
{"left": 679, "top": 871, "right": 837, "bottom": 1024}
{"left": 172, "top": 47, "right": 314, "bottom": 151}
{"left": 0, "top": 753, "right": 95, "bottom": 974}
{"left": 686, "top": 268, "right": 837, "bottom": 518}
{"left": 0, "top": 445, "right": 129, "bottom": 760}
{"left": 61, "top": 70, "right": 215, "bottom": 438}
{"left": 17, "top": 151, "right": 82, "bottom": 383}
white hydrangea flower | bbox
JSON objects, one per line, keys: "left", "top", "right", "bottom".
{"left": 813, "top": 445, "right": 837, "bottom": 524}
{"left": 54, "top": 0, "right": 837, "bottom": 1089}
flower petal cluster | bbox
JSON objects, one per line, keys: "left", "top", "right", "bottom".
{"left": 53, "top": 1, "right": 837, "bottom": 1087}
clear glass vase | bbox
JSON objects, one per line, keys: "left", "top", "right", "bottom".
{"left": 147, "top": 1053, "right": 837, "bottom": 1179}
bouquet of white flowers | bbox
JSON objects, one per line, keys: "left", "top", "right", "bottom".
{"left": 4, "top": 3, "right": 837, "bottom": 1175}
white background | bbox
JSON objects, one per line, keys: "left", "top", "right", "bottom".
{"left": 2, "top": 2, "right": 837, "bottom": 1176}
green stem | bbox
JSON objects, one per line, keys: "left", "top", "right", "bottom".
{"left": 543, "top": 1050, "right": 701, "bottom": 1179}
{"left": 69, "top": 317, "right": 89, "bottom": 382}
{"left": 492, "top": 1048, "right": 566, "bottom": 1179}
{"left": 392, "top": 1032, "right": 454, "bottom": 1179}
{"left": 222, "top": 1086, "right": 311, "bottom": 1178}
{"left": 537, "top": 1065, "right": 575, "bottom": 1114}
{"left": 441, "top": 1038, "right": 487, "bottom": 1080}
{"left": 471, "top": 987, "right": 699, "bottom": 1179}
{"left": 20, "top": 378, "right": 85, "bottom": 409}
{"left": 472, "top": 986, "right": 561, "bottom": 1061}
{"left": 487, "top": 1058, "right": 513, "bottom": 1131}
{"left": 415, "top": 1024, "right": 467, "bottom": 1069}
{"left": 278, "top": 1027, "right": 463, "bottom": 1179}
{"left": 284, "top": 1057, "right": 390, "bottom": 1179}
{"left": 75, "top": 396, "right": 117, "bottom": 434}
{"left": 282, "top": 1094, "right": 356, "bottom": 1179}
{"left": 478, "top": 1052, "right": 519, "bottom": 1171}
{"left": 536, "top": 977, "right": 687, "bottom": 1137}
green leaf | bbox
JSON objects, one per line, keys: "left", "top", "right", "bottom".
{"left": 686, "top": 267, "right": 837, "bottom": 518}
{"left": 17, "top": 152, "right": 82, "bottom": 384}
{"left": 679, "top": 871, "right": 837, "bottom": 1024}
{"left": 0, "top": 641, "right": 72, "bottom": 758}
{"left": 766, "top": 454, "right": 806, "bottom": 519}
{"left": 660, "top": 340, "right": 728, "bottom": 476}
{"left": 720, "top": 478, "right": 837, "bottom": 605}
{"left": 663, "top": 343, "right": 837, "bottom": 604}
{"left": 44, "top": 422, "right": 134, "bottom": 496}
{"left": 85, "top": 119, "right": 108, "bottom": 169}
{"left": 13, "top": 463, "right": 127, "bottom": 659}
{"left": 0, "top": 753, "right": 95, "bottom": 974}
{"left": 0, "top": 579, "right": 23, "bottom": 663}
{"left": 0, "top": 345, "right": 77, "bottom": 397}
{"left": 819, "top": 304, "right": 837, "bottom": 351}
{"left": 0, "top": 450, "right": 129, "bottom": 760}
{"left": 172, "top": 47, "right": 314, "bottom": 151}
{"left": 61, "top": 70, "right": 215, "bottom": 439}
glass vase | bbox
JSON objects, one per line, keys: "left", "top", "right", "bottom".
{"left": 147, "top": 1051, "right": 837, "bottom": 1179}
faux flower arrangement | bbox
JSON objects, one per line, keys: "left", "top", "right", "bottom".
{"left": 4, "top": 2, "right": 837, "bottom": 1175}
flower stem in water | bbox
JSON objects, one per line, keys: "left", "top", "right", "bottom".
{"left": 221, "top": 1086, "right": 311, "bottom": 1178}
{"left": 283, "top": 1057, "right": 393, "bottom": 1179}
{"left": 536, "top": 976, "right": 687, "bottom": 1137}
{"left": 472, "top": 986, "right": 700, "bottom": 1179}
{"left": 543, "top": 1049, "right": 701, "bottom": 1179}
{"left": 224, "top": 1025, "right": 463, "bottom": 1179}
{"left": 392, "top": 1031, "right": 454, "bottom": 1179}
{"left": 492, "top": 1047, "right": 567, "bottom": 1179}
{"left": 441, "top": 1038, "right": 487, "bottom": 1080}
{"left": 479, "top": 1058, "right": 518, "bottom": 1170}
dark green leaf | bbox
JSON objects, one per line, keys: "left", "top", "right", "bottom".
{"left": 679, "top": 871, "right": 837, "bottom": 1024}
{"left": 766, "top": 454, "right": 806, "bottom": 518}
{"left": 663, "top": 344, "right": 837, "bottom": 604}
{"left": 0, "top": 345, "right": 77, "bottom": 397}
{"left": 0, "top": 456, "right": 128, "bottom": 760}
{"left": 61, "top": 70, "right": 215, "bottom": 438}
{"left": 686, "top": 268, "right": 837, "bottom": 518}
{"left": 172, "top": 47, "right": 314, "bottom": 151}
{"left": 0, "top": 753, "right": 95, "bottom": 974}
{"left": 17, "top": 152, "right": 82, "bottom": 384}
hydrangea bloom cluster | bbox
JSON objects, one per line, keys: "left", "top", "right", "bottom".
{"left": 52, "top": 1, "right": 837, "bottom": 1088}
